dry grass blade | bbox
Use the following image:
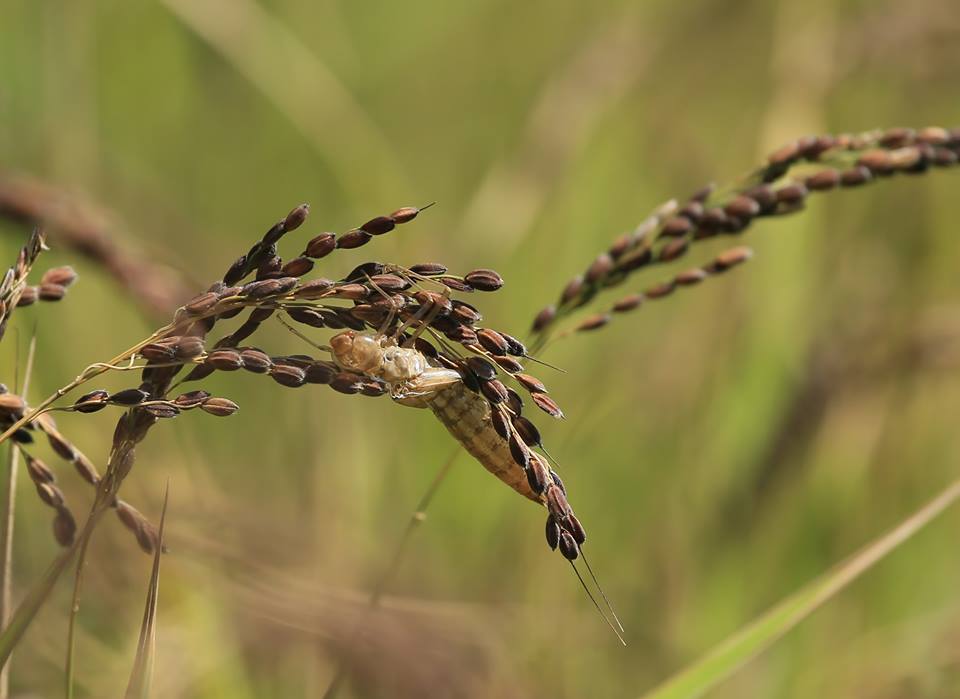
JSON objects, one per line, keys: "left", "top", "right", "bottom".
{"left": 638, "top": 477, "right": 960, "bottom": 699}
{"left": 124, "top": 483, "right": 169, "bottom": 699}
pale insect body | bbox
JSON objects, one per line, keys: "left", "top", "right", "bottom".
{"left": 329, "top": 327, "right": 624, "bottom": 642}
{"left": 329, "top": 330, "right": 542, "bottom": 502}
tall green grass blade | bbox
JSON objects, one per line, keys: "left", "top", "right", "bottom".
{"left": 640, "top": 478, "right": 960, "bottom": 699}
{"left": 124, "top": 484, "right": 169, "bottom": 699}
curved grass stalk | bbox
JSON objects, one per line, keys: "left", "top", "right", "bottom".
{"left": 639, "top": 477, "right": 960, "bottom": 699}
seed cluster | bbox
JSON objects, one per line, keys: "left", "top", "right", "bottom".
{"left": 531, "top": 125, "right": 960, "bottom": 345}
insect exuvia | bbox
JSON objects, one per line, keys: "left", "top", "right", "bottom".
{"left": 326, "top": 292, "right": 625, "bottom": 642}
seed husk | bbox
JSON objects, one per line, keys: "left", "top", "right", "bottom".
{"left": 293, "top": 278, "right": 335, "bottom": 299}
{"left": 144, "top": 403, "right": 180, "bottom": 419}
{"left": 505, "top": 388, "right": 523, "bottom": 417}
{"left": 661, "top": 216, "right": 693, "bottom": 238}
{"left": 389, "top": 206, "right": 421, "bottom": 223}
{"left": 174, "top": 390, "right": 211, "bottom": 408}
{"left": 336, "top": 230, "right": 373, "bottom": 249}
{"left": 174, "top": 336, "right": 205, "bottom": 359}
{"left": 476, "top": 328, "right": 508, "bottom": 355}
{"left": 40, "top": 266, "right": 77, "bottom": 287}
{"left": 558, "top": 531, "right": 579, "bottom": 560}
{"left": 16, "top": 287, "right": 37, "bottom": 306}
{"left": 513, "top": 416, "right": 541, "bottom": 447}
{"left": 368, "top": 274, "right": 409, "bottom": 292}
{"left": 545, "top": 514, "right": 560, "bottom": 550}
{"left": 840, "top": 165, "right": 873, "bottom": 187}
{"left": 493, "top": 355, "right": 523, "bottom": 374}
{"left": 184, "top": 291, "right": 220, "bottom": 315}
{"left": 26, "top": 455, "right": 55, "bottom": 484}
{"left": 464, "top": 269, "right": 504, "bottom": 292}
{"left": 480, "top": 379, "right": 508, "bottom": 404}
{"left": 806, "top": 169, "right": 840, "bottom": 190}
{"left": 108, "top": 388, "right": 149, "bottom": 406}
{"left": 287, "top": 307, "right": 326, "bottom": 328}
{"left": 515, "top": 373, "right": 547, "bottom": 394}
{"left": 561, "top": 276, "right": 585, "bottom": 304}
{"left": 409, "top": 262, "right": 447, "bottom": 275}
{"left": 545, "top": 483, "right": 571, "bottom": 518}
{"left": 361, "top": 216, "right": 396, "bottom": 235}
{"left": 724, "top": 195, "right": 761, "bottom": 219}
{"left": 200, "top": 397, "right": 240, "bottom": 417}
{"left": 283, "top": 203, "right": 309, "bottom": 232}
{"left": 466, "top": 356, "right": 497, "bottom": 381}
{"left": 331, "top": 283, "right": 369, "bottom": 300}
{"left": 564, "top": 513, "right": 587, "bottom": 545}
{"left": 441, "top": 277, "right": 474, "bottom": 293}
{"left": 304, "top": 233, "right": 337, "bottom": 259}
{"left": 532, "top": 305, "right": 556, "bottom": 332}
{"left": 330, "top": 372, "right": 364, "bottom": 394}
{"left": 644, "top": 281, "right": 675, "bottom": 299}
{"left": 508, "top": 432, "right": 530, "bottom": 469}
{"left": 501, "top": 333, "right": 526, "bottom": 357}
{"left": 490, "top": 407, "right": 511, "bottom": 440}
{"left": 281, "top": 256, "right": 315, "bottom": 277}
{"left": 240, "top": 349, "right": 272, "bottom": 373}
{"left": 270, "top": 364, "right": 307, "bottom": 388}
{"left": 612, "top": 294, "right": 643, "bottom": 312}
{"left": 577, "top": 314, "right": 609, "bottom": 332}
{"left": 207, "top": 349, "right": 244, "bottom": 371}
{"left": 53, "top": 508, "right": 76, "bottom": 547}
{"left": 0, "top": 393, "right": 26, "bottom": 414}
{"left": 360, "top": 380, "right": 387, "bottom": 397}
{"left": 451, "top": 300, "right": 482, "bottom": 325}
{"left": 675, "top": 268, "right": 708, "bottom": 286}
{"left": 531, "top": 392, "right": 564, "bottom": 419}
{"left": 585, "top": 254, "right": 614, "bottom": 284}
{"left": 713, "top": 245, "right": 753, "bottom": 271}
{"left": 38, "top": 283, "right": 67, "bottom": 301}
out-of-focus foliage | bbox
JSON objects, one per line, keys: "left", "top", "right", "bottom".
{"left": 1, "top": 0, "right": 959, "bottom": 697}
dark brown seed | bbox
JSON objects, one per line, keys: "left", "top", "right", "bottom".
{"left": 74, "top": 390, "right": 109, "bottom": 413}
{"left": 304, "top": 233, "right": 337, "bottom": 259}
{"left": 368, "top": 274, "right": 409, "bottom": 292}
{"left": 644, "top": 281, "right": 676, "bottom": 299}
{"left": 223, "top": 255, "right": 248, "bottom": 286}
{"left": 713, "top": 246, "right": 753, "bottom": 271}
{"left": 505, "top": 388, "right": 523, "bottom": 417}
{"left": 561, "top": 276, "right": 584, "bottom": 304}
{"left": 184, "top": 291, "right": 220, "bottom": 315}
{"left": 480, "top": 378, "right": 508, "bottom": 404}
{"left": 451, "top": 300, "right": 482, "bottom": 325}
{"left": 700, "top": 207, "right": 728, "bottom": 230}
{"left": 675, "top": 268, "right": 708, "bottom": 286}
{"left": 184, "top": 364, "right": 216, "bottom": 382}
{"left": 26, "top": 455, "right": 55, "bottom": 483}
{"left": 516, "top": 373, "right": 547, "bottom": 394}
{"left": 661, "top": 216, "right": 693, "bottom": 238}
{"left": 840, "top": 165, "right": 872, "bottom": 187}
{"left": 577, "top": 314, "right": 609, "bottom": 332}
{"left": 564, "top": 513, "right": 587, "bottom": 545}
{"left": 508, "top": 432, "right": 530, "bottom": 469}
{"left": 174, "top": 390, "right": 211, "bottom": 408}
{"left": 206, "top": 349, "right": 244, "bottom": 371}
{"left": 331, "top": 283, "right": 369, "bottom": 300}
{"left": 35, "top": 482, "right": 64, "bottom": 508}
{"left": 745, "top": 185, "right": 776, "bottom": 211}
{"left": 768, "top": 140, "right": 800, "bottom": 166}
{"left": 612, "top": 294, "right": 643, "bottom": 312}
{"left": 200, "top": 397, "right": 240, "bottom": 417}
{"left": 144, "top": 403, "right": 180, "bottom": 419}
{"left": 360, "top": 380, "right": 387, "bottom": 397}
{"left": 336, "top": 309, "right": 368, "bottom": 331}
{"left": 659, "top": 238, "right": 689, "bottom": 262}
{"left": 174, "top": 336, "right": 205, "bottom": 359}
{"left": 724, "top": 195, "right": 761, "bottom": 219}
{"left": 556, "top": 529, "right": 580, "bottom": 560}
{"left": 318, "top": 309, "right": 347, "bottom": 329}
{"left": 305, "top": 362, "right": 337, "bottom": 384}
{"left": 330, "top": 372, "right": 364, "bottom": 394}
{"left": 805, "top": 169, "right": 840, "bottom": 190}
{"left": 72, "top": 454, "right": 100, "bottom": 485}
{"left": 463, "top": 269, "right": 504, "bottom": 292}
{"left": 466, "top": 356, "right": 497, "bottom": 381}
{"left": 545, "top": 483, "right": 571, "bottom": 518}
{"left": 287, "top": 307, "right": 326, "bottom": 328}
{"left": 858, "top": 149, "right": 894, "bottom": 174}
{"left": 283, "top": 203, "right": 310, "bottom": 232}
{"left": 241, "top": 279, "right": 281, "bottom": 299}
{"left": 361, "top": 216, "right": 395, "bottom": 235}
{"left": 53, "top": 507, "right": 76, "bottom": 547}
{"left": 879, "top": 127, "right": 914, "bottom": 148}
{"left": 501, "top": 333, "right": 526, "bottom": 357}
{"left": 490, "top": 407, "right": 511, "bottom": 440}
{"left": 46, "top": 432, "right": 76, "bottom": 462}
{"left": 240, "top": 349, "right": 272, "bottom": 373}
{"left": 493, "top": 355, "right": 523, "bottom": 373}
{"left": 545, "top": 514, "right": 560, "bottom": 550}
{"left": 917, "top": 126, "right": 949, "bottom": 145}
{"left": 41, "top": 266, "right": 78, "bottom": 287}
{"left": 256, "top": 255, "right": 282, "bottom": 280}
{"left": 550, "top": 469, "right": 566, "bottom": 494}
{"left": 0, "top": 393, "right": 26, "bottom": 414}
{"left": 281, "top": 256, "right": 315, "bottom": 277}
{"left": 608, "top": 233, "right": 632, "bottom": 260}
{"left": 270, "top": 364, "right": 306, "bottom": 388}
{"left": 513, "top": 416, "right": 541, "bottom": 446}
{"left": 409, "top": 262, "right": 447, "bottom": 276}
{"left": 108, "top": 388, "right": 149, "bottom": 406}
{"left": 336, "top": 230, "right": 372, "bottom": 249}
{"left": 445, "top": 325, "right": 478, "bottom": 346}
{"left": 532, "top": 305, "right": 556, "bottom": 332}
{"left": 438, "top": 277, "right": 472, "bottom": 293}
{"left": 476, "top": 328, "right": 508, "bottom": 355}
{"left": 389, "top": 206, "right": 421, "bottom": 223}
{"left": 526, "top": 461, "right": 547, "bottom": 496}
{"left": 531, "top": 392, "right": 564, "bottom": 419}
{"left": 293, "top": 278, "right": 335, "bottom": 299}
{"left": 217, "top": 305, "right": 244, "bottom": 320}
{"left": 776, "top": 182, "right": 808, "bottom": 204}
{"left": 38, "top": 283, "right": 66, "bottom": 301}
{"left": 16, "top": 286, "right": 37, "bottom": 306}
{"left": 585, "top": 254, "right": 614, "bottom": 284}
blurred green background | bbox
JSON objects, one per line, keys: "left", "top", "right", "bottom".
{"left": 1, "top": 0, "right": 959, "bottom": 697}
